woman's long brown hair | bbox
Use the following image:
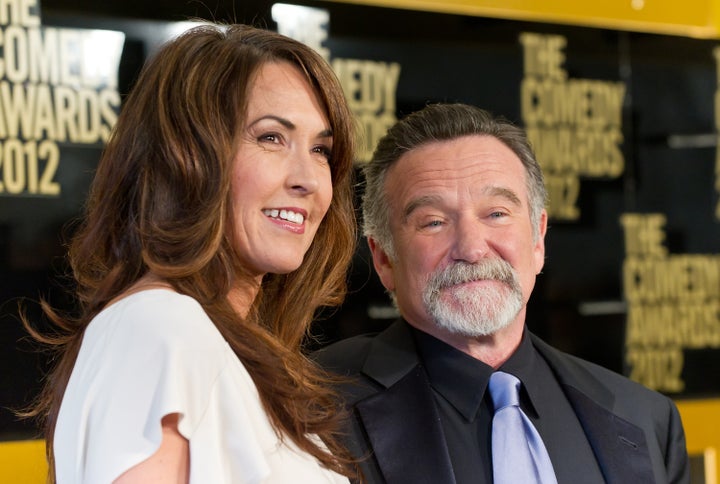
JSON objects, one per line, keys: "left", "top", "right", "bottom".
{"left": 23, "top": 24, "right": 358, "bottom": 480}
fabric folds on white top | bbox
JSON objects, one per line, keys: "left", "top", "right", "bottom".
{"left": 54, "top": 289, "right": 348, "bottom": 484}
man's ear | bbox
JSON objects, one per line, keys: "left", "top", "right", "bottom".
{"left": 534, "top": 209, "right": 548, "bottom": 275}
{"left": 367, "top": 237, "right": 396, "bottom": 293}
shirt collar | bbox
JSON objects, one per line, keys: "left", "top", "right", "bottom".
{"left": 413, "top": 326, "right": 542, "bottom": 421}
{"left": 412, "top": 327, "right": 493, "bottom": 421}
{"left": 499, "top": 329, "right": 542, "bottom": 418}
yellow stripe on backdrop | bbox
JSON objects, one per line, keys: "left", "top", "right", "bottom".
{"left": 0, "top": 440, "right": 47, "bottom": 484}
{"left": 1, "top": 400, "right": 720, "bottom": 484}
{"left": 676, "top": 399, "right": 720, "bottom": 484}
{"left": 327, "top": 0, "right": 720, "bottom": 38}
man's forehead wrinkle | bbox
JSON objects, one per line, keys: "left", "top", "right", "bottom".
{"left": 387, "top": 140, "right": 527, "bottom": 228}
{"left": 401, "top": 162, "right": 486, "bottom": 184}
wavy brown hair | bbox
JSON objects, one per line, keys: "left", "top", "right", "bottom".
{"left": 24, "top": 23, "right": 358, "bottom": 480}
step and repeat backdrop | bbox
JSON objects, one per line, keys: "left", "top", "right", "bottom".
{"left": 1, "top": 0, "right": 719, "bottom": 455}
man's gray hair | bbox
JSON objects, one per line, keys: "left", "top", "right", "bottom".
{"left": 361, "top": 103, "right": 547, "bottom": 258}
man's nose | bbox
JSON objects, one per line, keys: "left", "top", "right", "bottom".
{"left": 449, "top": 217, "right": 489, "bottom": 264}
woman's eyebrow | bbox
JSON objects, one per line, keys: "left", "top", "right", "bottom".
{"left": 247, "top": 115, "right": 333, "bottom": 139}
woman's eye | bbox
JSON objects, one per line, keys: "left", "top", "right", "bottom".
{"left": 313, "top": 145, "right": 333, "bottom": 161}
{"left": 258, "top": 133, "right": 280, "bottom": 144}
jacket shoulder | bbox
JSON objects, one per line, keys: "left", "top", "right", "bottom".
{"left": 312, "top": 333, "right": 377, "bottom": 375}
{"left": 534, "top": 334, "right": 676, "bottom": 409}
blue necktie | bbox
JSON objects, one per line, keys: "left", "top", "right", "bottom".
{"left": 488, "top": 371, "right": 558, "bottom": 484}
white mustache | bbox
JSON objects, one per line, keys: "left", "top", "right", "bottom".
{"left": 427, "top": 259, "right": 520, "bottom": 294}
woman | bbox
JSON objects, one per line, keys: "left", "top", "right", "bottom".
{"left": 25, "top": 23, "right": 358, "bottom": 483}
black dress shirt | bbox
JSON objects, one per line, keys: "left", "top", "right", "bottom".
{"left": 413, "top": 327, "right": 605, "bottom": 484}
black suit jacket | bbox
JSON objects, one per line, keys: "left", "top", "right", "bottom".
{"left": 315, "top": 320, "right": 689, "bottom": 484}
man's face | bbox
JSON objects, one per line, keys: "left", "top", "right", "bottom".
{"left": 368, "top": 135, "right": 547, "bottom": 341}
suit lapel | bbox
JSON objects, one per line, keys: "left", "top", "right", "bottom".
{"left": 357, "top": 321, "right": 456, "bottom": 484}
{"left": 564, "top": 386, "right": 656, "bottom": 484}
{"left": 357, "top": 365, "right": 456, "bottom": 484}
{"left": 532, "top": 335, "right": 656, "bottom": 484}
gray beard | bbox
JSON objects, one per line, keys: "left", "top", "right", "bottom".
{"left": 422, "top": 259, "right": 524, "bottom": 337}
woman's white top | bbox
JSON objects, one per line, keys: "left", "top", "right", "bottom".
{"left": 54, "top": 289, "right": 348, "bottom": 483}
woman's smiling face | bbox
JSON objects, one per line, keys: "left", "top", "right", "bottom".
{"left": 230, "top": 61, "right": 333, "bottom": 278}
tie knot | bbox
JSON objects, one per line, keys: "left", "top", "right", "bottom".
{"left": 488, "top": 371, "right": 521, "bottom": 410}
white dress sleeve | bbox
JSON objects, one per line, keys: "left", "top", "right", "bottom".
{"left": 54, "top": 290, "right": 347, "bottom": 484}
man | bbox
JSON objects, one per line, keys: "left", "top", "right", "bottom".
{"left": 315, "top": 103, "right": 689, "bottom": 484}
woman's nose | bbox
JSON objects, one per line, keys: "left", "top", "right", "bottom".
{"left": 287, "top": 150, "right": 322, "bottom": 194}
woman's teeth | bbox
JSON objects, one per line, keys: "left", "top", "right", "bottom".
{"left": 263, "top": 209, "right": 304, "bottom": 224}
